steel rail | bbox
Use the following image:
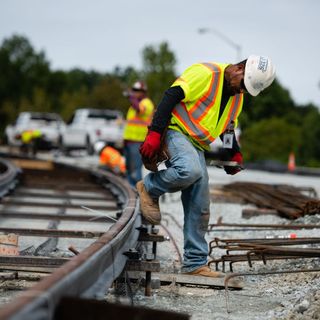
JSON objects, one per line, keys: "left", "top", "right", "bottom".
{"left": 13, "top": 190, "right": 114, "bottom": 200}
{"left": 0, "top": 159, "right": 140, "bottom": 320}
{"left": 0, "top": 210, "right": 117, "bottom": 222}
{"left": 0, "top": 197, "right": 118, "bottom": 210}
{"left": 0, "top": 159, "right": 21, "bottom": 198}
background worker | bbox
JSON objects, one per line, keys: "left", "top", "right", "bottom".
{"left": 18, "top": 129, "right": 43, "bottom": 156}
{"left": 123, "top": 81, "right": 155, "bottom": 187}
{"left": 137, "top": 55, "right": 276, "bottom": 277}
{"left": 94, "top": 141, "right": 126, "bottom": 176}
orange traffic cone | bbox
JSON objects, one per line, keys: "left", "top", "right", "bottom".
{"left": 288, "top": 152, "right": 296, "bottom": 172}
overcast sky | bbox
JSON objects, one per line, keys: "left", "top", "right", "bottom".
{"left": 1, "top": 0, "right": 319, "bottom": 107}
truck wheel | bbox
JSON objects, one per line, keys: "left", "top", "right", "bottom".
{"left": 58, "top": 137, "right": 69, "bottom": 156}
{"left": 86, "top": 137, "right": 94, "bottom": 155}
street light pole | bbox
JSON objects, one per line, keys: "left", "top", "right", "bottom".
{"left": 198, "top": 27, "right": 242, "bottom": 62}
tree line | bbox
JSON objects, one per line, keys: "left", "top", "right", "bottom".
{"left": 0, "top": 34, "right": 319, "bottom": 167}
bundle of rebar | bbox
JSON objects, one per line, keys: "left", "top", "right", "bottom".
{"left": 208, "top": 236, "right": 320, "bottom": 272}
{"left": 222, "top": 182, "right": 320, "bottom": 219}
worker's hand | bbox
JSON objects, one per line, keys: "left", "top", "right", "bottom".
{"left": 139, "top": 130, "right": 161, "bottom": 159}
{"left": 224, "top": 152, "right": 243, "bottom": 175}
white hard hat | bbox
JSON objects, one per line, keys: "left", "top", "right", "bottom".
{"left": 244, "top": 55, "right": 276, "bottom": 96}
{"left": 94, "top": 141, "right": 106, "bottom": 154}
{"left": 132, "top": 81, "right": 147, "bottom": 92}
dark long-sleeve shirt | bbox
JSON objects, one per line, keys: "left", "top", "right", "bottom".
{"left": 149, "top": 85, "right": 240, "bottom": 155}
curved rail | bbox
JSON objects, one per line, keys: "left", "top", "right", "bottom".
{"left": 0, "top": 159, "right": 21, "bottom": 199}
{"left": 0, "top": 159, "right": 140, "bottom": 320}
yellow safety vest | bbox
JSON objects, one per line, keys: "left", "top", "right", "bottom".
{"left": 169, "top": 62, "right": 243, "bottom": 151}
{"left": 21, "top": 129, "right": 42, "bottom": 144}
{"left": 123, "top": 97, "right": 154, "bottom": 142}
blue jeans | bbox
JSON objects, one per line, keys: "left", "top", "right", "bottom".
{"left": 124, "top": 141, "right": 143, "bottom": 187}
{"left": 144, "top": 130, "right": 210, "bottom": 272}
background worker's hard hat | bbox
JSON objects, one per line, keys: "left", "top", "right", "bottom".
{"left": 244, "top": 55, "right": 276, "bottom": 96}
{"left": 132, "top": 81, "right": 147, "bottom": 92}
{"left": 94, "top": 141, "right": 106, "bottom": 155}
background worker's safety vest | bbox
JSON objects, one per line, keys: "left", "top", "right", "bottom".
{"left": 123, "top": 97, "right": 154, "bottom": 142}
{"left": 99, "top": 146, "right": 126, "bottom": 174}
{"left": 21, "top": 129, "right": 42, "bottom": 144}
{"left": 169, "top": 62, "right": 243, "bottom": 151}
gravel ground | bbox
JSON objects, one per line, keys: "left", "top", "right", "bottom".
{"left": 124, "top": 167, "right": 320, "bottom": 320}
{"left": 4, "top": 151, "right": 319, "bottom": 319}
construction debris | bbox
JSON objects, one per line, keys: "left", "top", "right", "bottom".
{"left": 208, "top": 236, "right": 320, "bottom": 272}
{"left": 222, "top": 182, "right": 320, "bottom": 219}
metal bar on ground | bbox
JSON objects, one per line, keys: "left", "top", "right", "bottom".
{"left": 1, "top": 198, "right": 118, "bottom": 210}
{"left": 0, "top": 227, "right": 103, "bottom": 238}
{"left": 0, "top": 256, "right": 69, "bottom": 267}
{"left": 208, "top": 222, "right": 320, "bottom": 230}
{"left": 0, "top": 210, "right": 116, "bottom": 222}
{"left": 13, "top": 190, "right": 113, "bottom": 201}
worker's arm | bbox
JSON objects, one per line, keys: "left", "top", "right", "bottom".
{"left": 150, "top": 86, "right": 185, "bottom": 133}
{"left": 140, "top": 86, "right": 185, "bottom": 159}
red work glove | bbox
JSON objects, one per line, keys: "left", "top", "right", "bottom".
{"left": 224, "top": 152, "right": 243, "bottom": 175}
{"left": 139, "top": 130, "right": 162, "bottom": 159}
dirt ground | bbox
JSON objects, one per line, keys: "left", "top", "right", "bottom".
{"left": 117, "top": 168, "right": 320, "bottom": 320}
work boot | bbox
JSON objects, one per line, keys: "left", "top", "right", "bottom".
{"left": 136, "top": 180, "right": 161, "bottom": 225}
{"left": 184, "top": 266, "right": 244, "bottom": 288}
{"left": 184, "top": 266, "right": 225, "bottom": 278}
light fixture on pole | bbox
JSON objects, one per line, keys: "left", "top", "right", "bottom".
{"left": 198, "top": 27, "right": 242, "bottom": 62}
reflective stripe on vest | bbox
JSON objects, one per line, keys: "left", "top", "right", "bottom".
{"left": 222, "top": 94, "right": 242, "bottom": 132}
{"left": 190, "top": 63, "right": 222, "bottom": 121}
{"left": 172, "top": 102, "right": 214, "bottom": 145}
{"left": 126, "top": 117, "right": 151, "bottom": 126}
{"left": 171, "top": 62, "right": 243, "bottom": 148}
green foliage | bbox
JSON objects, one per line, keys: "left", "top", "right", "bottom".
{"left": 88, "top": 77, "right": 128, "bottom": 113}
{"left": 297, "top": 106, "right": 320, "bottom": 166}
{"left": 142, "top": 42, "right": 177, "bottom": 104}
{"left": 0, "top": 34, "right": 50, "bottom": 104}
{"left": 241, "top": 117, "right": 301, "bottom": 163}
{"left": 0, "top": 34, "right": 319, "bottom": 168}
{"left": 0, "top": 34, "right": 51, "bottom": 132}
{"left": 59, "top": 87, "right": 90, "bottom": 121}
{"left": 240, "top": 79, "right": 295, "bottom": 130}
{"left": 240, "top": 77, "right": 320, "bottom": 167}
{"left": 112, "top": 66, "right": 140, "bottom": 86}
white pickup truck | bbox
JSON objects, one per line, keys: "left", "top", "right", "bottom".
{"left": 4, "top": 112, "right": 66, "bottom": 149}
{"left": 59, "top": 108, "right": 124, "bottom": 155}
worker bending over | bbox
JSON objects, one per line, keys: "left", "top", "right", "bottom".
{"left": 18, "top": 129, "right": 43, "bottom": 156}
{"left": 137, "top": 55, "right": 276, "bottom": 277}
{"left": 95, "top": 142, "right": 126, "bottom": 176}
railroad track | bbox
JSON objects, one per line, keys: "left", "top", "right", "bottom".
{"left": 0, "top": 157, "right": 140, "bottom": 320}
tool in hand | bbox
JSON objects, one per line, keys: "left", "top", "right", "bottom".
{"left": 208, "top": 160, "right": 245, "bottom": 171}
